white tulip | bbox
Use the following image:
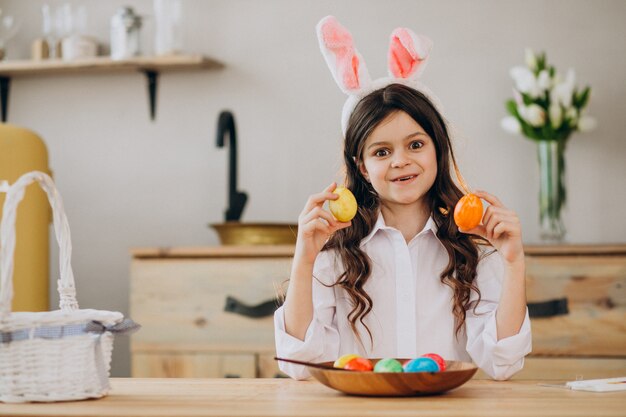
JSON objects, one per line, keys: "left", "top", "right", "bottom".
{"left": 552, "top": 81, "right": 573, "bottom": 108}
{"left": 565, "top": 107, "right": 578, "bottom": 127}
{"left": 525, "top": 48, "right": 537, "bottom": 71}
{"left": 501, "top": 116, "right": 521, "bottom": 134}
{"left": 519, "top": 104, "right": 546, "bottom": 127}
{"left": 565, "top": 68, "right": 576, "bottom": 86}
{"left": 538, "top": 70, "right": 551, "bottom": 91}
{"left": 578, "top": 116, "right": 597, "bottom": 132}
{"left": 552, "top": 73, "right": 563, "bottom": 85}
{"left": 566, "top": 107, "right": 578, "bottom": 120}
{"left": 510, "top": 66, "right": 541, "bottom": 98}
{"left": 549, "top": 104, "right": 563, "bottom": 129}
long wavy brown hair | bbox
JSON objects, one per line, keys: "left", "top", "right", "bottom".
{"left": 323, "top": 83, "right": 489, "bottom": 346}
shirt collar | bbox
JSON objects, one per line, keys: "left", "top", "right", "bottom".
{"left": 360, "top": 211, "right": 440, "bottom": 246}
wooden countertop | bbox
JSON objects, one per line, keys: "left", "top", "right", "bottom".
{"left": 131, "top": 245, "right": 295, "bottom": 259}
{"left": 0, "top": 378, "right": 624, "bottom": 417}
{"left": 131, "top": 243, "right": 626, "bottom": 259}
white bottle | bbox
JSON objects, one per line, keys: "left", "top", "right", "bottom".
{"left": 154, "top": 0, "right": 183, "bottom": 56}
{"left": 110, "top": 6, "right": 142, "bottom": 60}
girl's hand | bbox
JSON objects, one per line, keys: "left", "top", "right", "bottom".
{"left": 459, "top": 190, "right": 524, "bottom": 265}
{"left": 295, "top": 182, "right": 352, "bottom": 265}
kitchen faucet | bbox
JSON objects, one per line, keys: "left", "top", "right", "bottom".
{"left": 216, "top": 110, "right": 248, "bottom": 222}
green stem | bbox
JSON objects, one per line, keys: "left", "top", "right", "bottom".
{"left": 537, "top": 139, "right": 566, "bottom": 241}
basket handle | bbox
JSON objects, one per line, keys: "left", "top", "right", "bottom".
{"left": 0, "top": 171, "right": 78, "bottom": 318}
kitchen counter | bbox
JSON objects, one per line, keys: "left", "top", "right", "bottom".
{"left": 0, "top": 378, "right": 624, "bottom": 417}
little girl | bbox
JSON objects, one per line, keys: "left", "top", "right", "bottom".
{"left": 274, "top": 16, "right": 531, "bottom": 380}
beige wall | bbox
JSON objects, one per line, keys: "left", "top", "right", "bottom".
{"left": 1, "top": 0, "right": 624, "bottom": 376}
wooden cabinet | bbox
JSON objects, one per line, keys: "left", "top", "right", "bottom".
{"left": 130, "top": 246, "right": 292, "bottom": 378}
{"left": 475, "top": 244, "right": 626, "bottom": 380}
{"left": 131, "top": 244, "right": 626, "bottom": 379}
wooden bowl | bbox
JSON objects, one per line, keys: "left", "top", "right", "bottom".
{"left": 308, "top": 359, "right": 478, "bottom": 396}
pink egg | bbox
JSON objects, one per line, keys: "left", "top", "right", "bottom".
{"left": 421, "top": 353, "right": 446, "bottom": 371}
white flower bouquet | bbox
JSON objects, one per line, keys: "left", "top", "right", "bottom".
{"left": 501, "top": 49, "right": 595, "bottom": 241}
{"left": 501, "top": 49, "right": 595, "bottom": 141}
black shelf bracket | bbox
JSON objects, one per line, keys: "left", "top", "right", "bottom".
{"left": 142, "top": 70, "right": 159, "bottom": 121}
{"left": 0, "top": 76, "right": 10, "bottom": 122}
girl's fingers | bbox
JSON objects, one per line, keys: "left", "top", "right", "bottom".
{"left": 483, "top": 209, "right": 519, "bottom": 229}
{"left": 300, "top": 206, "right": 337, "bottom": 227}
{"left": 463, "top": 214, "right": 517, "bottom": 240}
{"left": 482, "top": 206, "right": 517, "bottom": 227}
{"left": 302, "top": 183, "right": 339, "bottom": 213}
{"left": 492, "top": 221, "right": 519, "bottom": 240}
{"left": 484, "top": 215, "right": 521, "bottom": 240}
{"left": 329, "top": 220, "right": 352, "bottom": 233}
{"left": 459, "top": 224, "right": 487, "bottom": 237}
{"left": 300, "top": 218, "right": 331, "bottom": 237}
{"left": 473, "top": 190, "right": 505, "bottom": 208}
{"left": 314, "top": 219, "right": 332, "bottom": 236}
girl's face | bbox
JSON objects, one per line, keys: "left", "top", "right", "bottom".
{"left": 358, "top": 110, "right": 438, "bottom": 212}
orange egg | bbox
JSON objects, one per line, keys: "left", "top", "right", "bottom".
{"left": 344, "top": 357, "right": 373, "bottom": 372}
{"left": 453, "top": 193, "right": 483, "bottom": 230}
{"left": 333, "top": 354, "right": 361, "bottom": 369}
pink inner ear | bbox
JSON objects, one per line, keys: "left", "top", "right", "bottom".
{"left": 389, "top": 29, "right": 418, "bottom": 79}
{"left": 348, "top": 54, "right": 360, "bottom": 89}
{"left": 322, "top": 19, "right": 360, "bottom": 90}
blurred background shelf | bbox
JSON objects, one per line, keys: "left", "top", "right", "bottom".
{"left": 0, "top": 54, "right": 223, "bottom": 76}
{"left": 0, "top": 54, "right": 224, "bottom": 121}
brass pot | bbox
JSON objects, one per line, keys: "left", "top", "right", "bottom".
{"left": 210, "top": 222, "right": 298, "bottom": 245}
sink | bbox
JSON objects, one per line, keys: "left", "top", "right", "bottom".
{"left": 213, "top": 111, "right": 297, "bottom": 245}
{"left": 210, "top": 222, "right": 297, "bottom": 245}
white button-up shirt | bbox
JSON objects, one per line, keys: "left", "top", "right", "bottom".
{"left": 274, "top": 213, "right": 532, "bottom": 380}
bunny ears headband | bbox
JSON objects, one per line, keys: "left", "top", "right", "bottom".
{"left": 316, "top": 16, "right": 442, "bottom": 136}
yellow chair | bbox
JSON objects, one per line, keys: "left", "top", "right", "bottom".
{"left": 0, "top": 123, "right": 51, "bottom": 312}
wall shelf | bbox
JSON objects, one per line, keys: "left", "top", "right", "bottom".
{"left": 0, "top": 54, "right": 224, "bottom": 121}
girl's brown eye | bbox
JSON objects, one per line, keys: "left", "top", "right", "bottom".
{"left": 375, "top": 149, "right": 389, "bottom": 157}
{"left": 410, "top": 141, "right": 423, "bottom": 149}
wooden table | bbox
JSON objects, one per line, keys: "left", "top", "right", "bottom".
{"left": 0, "top": 378, "right": 625, "bottom": 417}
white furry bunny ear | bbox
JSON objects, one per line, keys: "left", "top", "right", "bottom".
{"left": 387, "top": 28, "right": 433, "bottom": 80}
{"left": 316, "top": 16, "right": 371, "bottom": 95}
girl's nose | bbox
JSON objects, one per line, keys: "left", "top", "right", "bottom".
{"left": 390, "top": 153, "right": 411, "bottom": 168}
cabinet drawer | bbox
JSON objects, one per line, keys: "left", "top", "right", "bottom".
{"left": 130, "top": 257, "right": 290, "bottom": 352}
{"left": 258, "top": 354, "right": 288, "bottom": 379}
{"left": 526, "top": 255, "right": 626, "bottom": 357}
{"left": 474, "top": 357, "right": 626, "bottom": 380}
{"left": 132, "top": 352, "right": 256, "bottom": 378}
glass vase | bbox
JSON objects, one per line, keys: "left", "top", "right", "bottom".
{"left": 537, "top": 140, "right": 566, "bottom": 242}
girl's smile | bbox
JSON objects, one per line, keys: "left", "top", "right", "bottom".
{"left": 391, "top": 174, "right": 418, "bottom": 183}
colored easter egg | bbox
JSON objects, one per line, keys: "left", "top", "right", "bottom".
{"left": 333, "top": 354, "right": 361, "bottom": 369}
{"left": 344, "top": 357, "right": 373, "bottom": 372}
{"left": 453, "top": 193, "right": 483, "bottom": 230}
{"left": 421, "top": 353, "right": 446, "bottom": 371}
{"left": 329, "top": 186, "right": 358, "bottom": 222}
{"left": 373, "top": 358, "right": 404, "bottom": 373}
{"left": 403, "top": 357, "right": 440, "bottom": 373}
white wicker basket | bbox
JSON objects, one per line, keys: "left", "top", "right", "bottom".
{"left": 0, "top": 171, "right": 126, "bottom": 403}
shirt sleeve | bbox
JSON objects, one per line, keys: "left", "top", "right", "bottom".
{"left": 274, "top": 250, "right": 341, "bottom": 380}
{"left": 465, "top": 249, "right": 532, "bottom": 381}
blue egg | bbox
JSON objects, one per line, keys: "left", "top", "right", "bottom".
{"left": 403, "top": 357, "right": 440, "bottom": 373}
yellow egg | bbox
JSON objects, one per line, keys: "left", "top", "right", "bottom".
{"left": 333, "top": 353, "right": 361, "bottom": 369}
{"left": 329, "top": 186, "right": 358, "bottom": 222}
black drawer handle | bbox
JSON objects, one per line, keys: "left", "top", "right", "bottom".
{"left": 224, "top": 296, "right": 283, "bottom": 318}
{"left": 528, "top": 298, "right": 569, "bottom": 318}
